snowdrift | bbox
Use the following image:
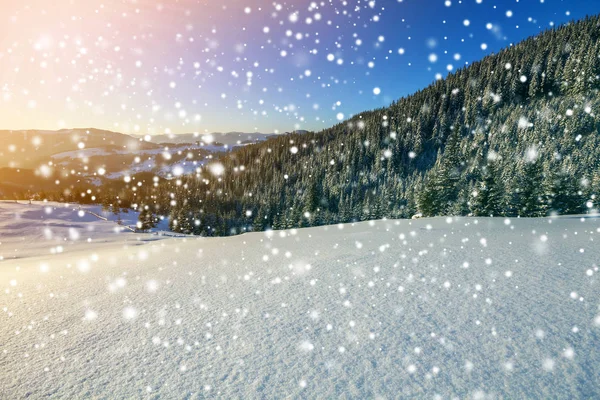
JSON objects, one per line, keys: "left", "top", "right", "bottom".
{"left": 1, "top": 205, "right": 599, "bottom": 398}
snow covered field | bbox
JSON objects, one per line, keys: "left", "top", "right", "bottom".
{"left": 1, "top": 205, "right": 599, "bottom": 398}
{"left": 0, "top": 201, "right": 169, "bottom": 261}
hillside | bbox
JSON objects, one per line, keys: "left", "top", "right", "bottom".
{"left": 138, "top": 15, "right": 600, "bottom": 236}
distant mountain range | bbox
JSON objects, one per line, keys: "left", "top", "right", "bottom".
{"left": 0, "top": 129, "right": 309, "bottom": 170}
{"left": 132, "top": 132, "right": 277, "bottom": 146}
{"left": 0, "top": 128, "right": 308, "bottom": 196}
{"left": 132, "top": 130, "right": 311, "bottom": 146}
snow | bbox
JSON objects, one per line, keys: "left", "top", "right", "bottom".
{"left": 51, "top": 144, "right": 202, "bottom": 160}
{"left": 51, "top": 143, "right": 232, "bottom": 180}
{"left": 0, "top": 201, "right": 169, "bottom": 261}
{"left": 104, "top": 160, "right": 158, "bottom": 180}
{"left": 51, "top": 148, "right": 112, "bottom": 159}
{"left": 158, "top": 160, "right": 204, "bottom": 177}
{"left": 139, "top": 132, "right": 274, "bottom": 146}
{"left": 1, "top": 211, "right": 599, "bottom": 398}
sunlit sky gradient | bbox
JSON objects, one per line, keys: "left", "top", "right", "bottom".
{"left": 0, "top": 0, "right": 598, "bottom": 135}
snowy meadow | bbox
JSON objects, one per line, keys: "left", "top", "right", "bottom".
{"left": 1, "top": 202, "right": 599, "bottom": 398}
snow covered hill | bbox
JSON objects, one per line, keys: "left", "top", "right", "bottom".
{"left": 0, "top": 201, "right": 170, "bottom": 261}
{"left": 135, "top": 131, "right": 275, "bottom": 146}
{"left": 1, "top": 206, "right": 599, "bottom": 398}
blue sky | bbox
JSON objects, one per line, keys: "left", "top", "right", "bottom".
{"left": 0, "top": 0, "right": 598, "bottom": 134}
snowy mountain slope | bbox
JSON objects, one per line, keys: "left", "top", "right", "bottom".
{"left": 45, "top": 140, "right": 246, "bottom": 181}
{"left": 0, "top": 201, "right": 169, "bottom": 261}
{"left": 1, "top": 211, "right": 599, "bottom": 398}
{"left": 136, "top": 131, "right": 276, "bottom": 146}
{"left": 48, "top": 144, "right": 212, "bottom": 180}
{"left": 49, "top": 142, "right": 241, "bottom": 161}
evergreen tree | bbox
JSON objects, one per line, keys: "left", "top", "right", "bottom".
{"left": 545, "top": 169, "right": 585, "bottom": 215}
{"left": 137, "top": 207, "right": 158, "bottom": 231}
{"left": 519, "top": 159, "right": 546, "bottom": 217}
{"left": 471, "top": 162, "right": 504, "bottom": 217}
